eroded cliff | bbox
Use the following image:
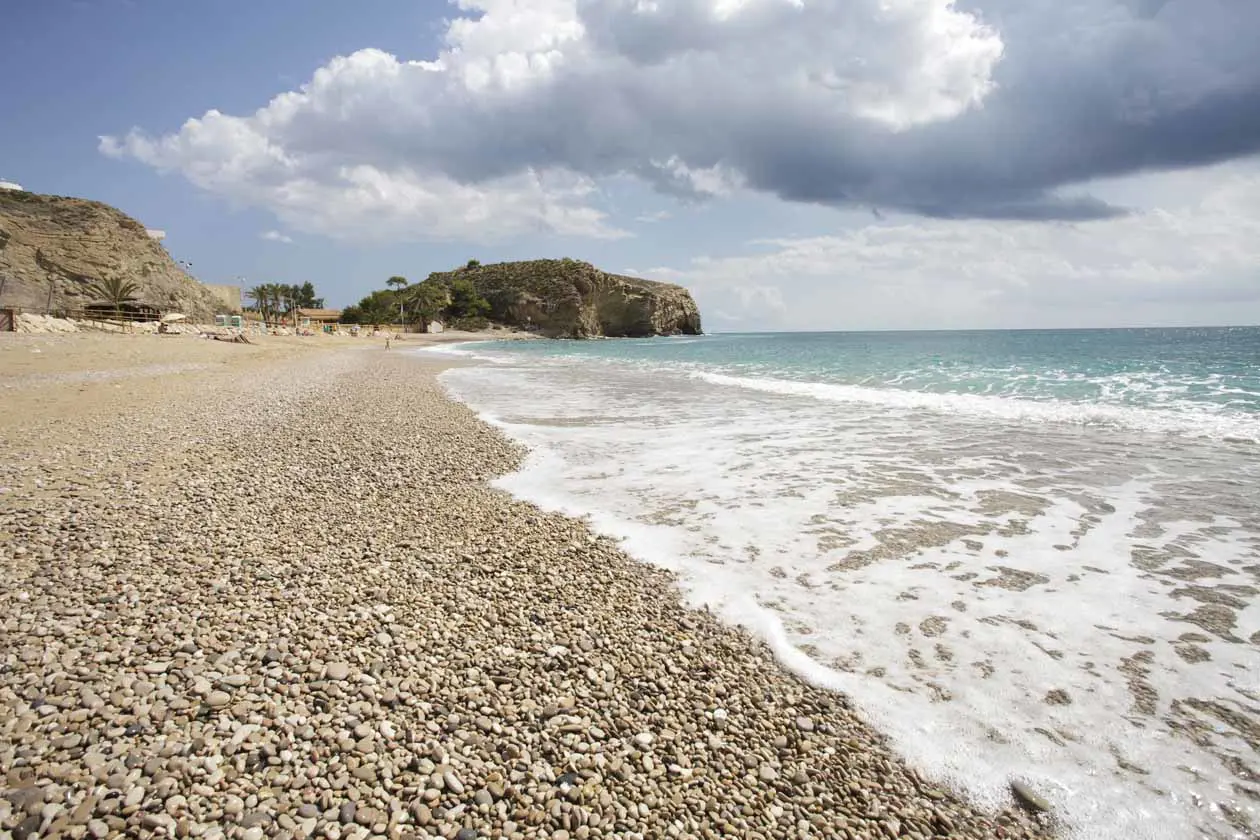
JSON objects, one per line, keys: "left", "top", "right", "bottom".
{"left": 429, "top": 259, "right": 702, "bottom": 338}
{"left": 0, "top": 190, "right": 224, "bottom": 320}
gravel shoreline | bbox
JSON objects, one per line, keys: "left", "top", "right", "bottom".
{"left": 1, "top": 344, "right": 1053, "bottom": 840}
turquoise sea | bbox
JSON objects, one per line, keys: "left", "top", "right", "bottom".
{"left": 431, "top": 328, "right": 1260, "bottom": 840}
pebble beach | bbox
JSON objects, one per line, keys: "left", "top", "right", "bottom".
{"left": 0, "top": 333, "right": 1054, "bottom": 840}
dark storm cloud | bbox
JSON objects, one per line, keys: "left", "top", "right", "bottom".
{"left": 735, "top": 0, "right": 1260, "bottom": 218}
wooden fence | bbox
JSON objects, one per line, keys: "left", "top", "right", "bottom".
{"left": 0, "top": 307, "right": 164, "bottom": 331}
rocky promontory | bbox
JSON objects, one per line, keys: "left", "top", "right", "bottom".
{"left": 428, "top": 259, "right": 702, "bottom": 339}
{"left": 0, "top": 190, "right": 224, "bottom": 320}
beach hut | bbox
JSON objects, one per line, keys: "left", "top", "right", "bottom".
{"left": 296, "top": 308, "right": 343, "bottom": 329}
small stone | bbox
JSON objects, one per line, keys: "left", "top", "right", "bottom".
{"left": 54, "top": 733, "right": 83, "bottom": 749}
{"left": 142, "top": 813, "right": 174, "bottom": 830}
{"left": 456, "top": 829, "right": 478, "bottom": 840}
{"left": 355, "top": 806, "right": 382, "bottom": 828}
{"left": 443, "top": 770, "right": 464, "bottom": 795}
{"left": 473, "top": 789, "right": 493, "bottom": 807}
{"left": 14, "top": 814, "right": 42, "bottom": 840}
{"left": 339, "top": 801, "right": 356, "bottom": 824}
{"left": 633, "top": 732, "right": 654, "bottom": 748}
{"left": 205, "top": 691, "right": 231, "bottom": 707}
{"left": 759, "top": 764, "right": 779, "bottom": 782}
{"left": 326, "top": 663, "right": 351, "bottom": 681}
{"left": 297, "top": 804, "right": 320, "bottom": 819}
{"left": 795, "top": 716, "right": 814, "bottom": 732}
{"left": 409, "top": 802, "right": 432, "bottom": 825}
{"left": 1010, "top": 780, "right": 1052, "bottom": 813}
{"left": 242, "top": 828, "right": 265, "bottom": 840}
{"left": 88, "top": 819, "right": 110, "bottom": 838}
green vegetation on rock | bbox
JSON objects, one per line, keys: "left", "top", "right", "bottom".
{"left": 341, "top": 259, "right": 702, "bottom": 338}
{"left": 427, "top": 258, "right": 701, "bottom": 338}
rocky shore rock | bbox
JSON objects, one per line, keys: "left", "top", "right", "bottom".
{"left": 427, "top": 259, "right": 702, "bottom": 338}
{"left": 0, "top": 346, "right": 1050, "bottom": 840}
{"left": 0, "top": 190, "right": 224, "bottom": 320}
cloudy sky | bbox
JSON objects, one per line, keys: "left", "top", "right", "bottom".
{"left": 3, "top": 0, "right": 1258, "bottom": 329}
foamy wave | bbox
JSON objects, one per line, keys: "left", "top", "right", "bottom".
{"left": 438, "top": 355, "right": 1260, "bottom": 840}
{"left": 415, "top": 342, "right": 513, "bottom": 363}
{"left": 689, "top": 370, "right": 1260, "bottom": 443}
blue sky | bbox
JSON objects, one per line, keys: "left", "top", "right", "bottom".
{"left": 3, "top": 0, "right": 1259, "bottom": 329}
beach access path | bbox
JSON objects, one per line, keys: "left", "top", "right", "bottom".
{"left": 0, "top": 331, "right": 1052, "bottom": 840}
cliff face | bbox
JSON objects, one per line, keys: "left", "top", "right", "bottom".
{"left": 429, "top": 259, "right": 702, "bottom": 338}
{"left": 0, "top": 190, "right": 224, "bottom": 320}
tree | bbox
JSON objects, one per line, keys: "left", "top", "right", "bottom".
{"left": 86, "top": 276, "right": 140, "bottom": 321}
{"left": 466, "top": 259, "right": 481, "bottom": 269}
{"left": 296, "top": 281, "right": 319, "bottom": 308}
{"left": 404, "top": 279, "right": 450, "bottom": 333}
{"left": 445, "top": 277, "right": 490, "bottom": 320}
{"left": 276, "top": 285, "right": 298, "bottom": 323}
{"left": 342, "top": 290, "right": 398, "bottom": 329}
{"left": 246, "top": 285, "right": 272, "bottom": 324}
{"left": 386, "top": 276, "right": 408, "bottom": 291}
{"left": 247, "top": 284, "right": 287, "bottom": 326}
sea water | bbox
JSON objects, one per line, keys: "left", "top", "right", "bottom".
{"left": 430, "top": 328, "right": 1260, "bottom": 840}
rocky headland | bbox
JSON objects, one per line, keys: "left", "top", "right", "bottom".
{"left": 0, "top": 190, "right": 224, "bottom": 321}
{"left": 0, "top": 334, "right": 1051, "bottom": 840}
{"left": 427, "top": 260, "right": 702, "bottom": 339}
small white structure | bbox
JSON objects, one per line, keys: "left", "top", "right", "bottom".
{"left": 0, "top": 180, "right": 24, "bottom": 192}
{"left": 146, "top": 229, "right": 167, "bottom": 240}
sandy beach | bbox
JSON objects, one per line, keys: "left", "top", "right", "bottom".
{"left": 0, "top": 332, "right": 1052, "bottom": 840}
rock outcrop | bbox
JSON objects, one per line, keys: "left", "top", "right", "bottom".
{"left": 0, "top": 190, "right": 224, "bottom": 320}
{"left": 428, "top": 259, "right": 702, "bottom": 338}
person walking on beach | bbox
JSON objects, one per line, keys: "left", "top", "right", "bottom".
{"left": 385, "top": 337, "right": 391, "bottom": 350}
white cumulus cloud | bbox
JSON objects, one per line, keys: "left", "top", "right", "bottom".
{"left": 99, "top": 0, "right": 1003, "bottom": 241}
{"left": 655, "top": 162, "right": 1260, "bottom": 330}
{"left": 260, "top": 230, "right": 293, "bottom": 243}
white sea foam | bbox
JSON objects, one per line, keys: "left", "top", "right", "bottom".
{"left": 688, "top": 370, "right": 1260, "bottom": 443}
{"left": 439, "top": 353, "right": 1260, "bottom": 840}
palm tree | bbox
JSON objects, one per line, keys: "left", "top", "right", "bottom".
{"left": 85, "top": 276, "right": 140, "bottom": 322}
{"left": 403, "top": 280, "right": 450, "bottom": 333}
{"left": 247, "top": 285, "right": 275, "bottom": 325}
{"left": 274, "top": 284, "right": 296, "bottom": 325}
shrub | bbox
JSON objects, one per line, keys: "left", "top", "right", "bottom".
{"left": 450, "top": 315, "right": 490, "bottom": 331}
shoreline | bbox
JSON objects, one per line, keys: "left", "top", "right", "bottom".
{"left": 1, "top": 335, "right": 1051, "bottom": 839}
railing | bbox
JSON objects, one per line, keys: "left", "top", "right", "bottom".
{"left": 0, "top": 306, "right": 165, "bottom": 332}
{"left": 43, "top": 307, "right": 163, "bottom": 324}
